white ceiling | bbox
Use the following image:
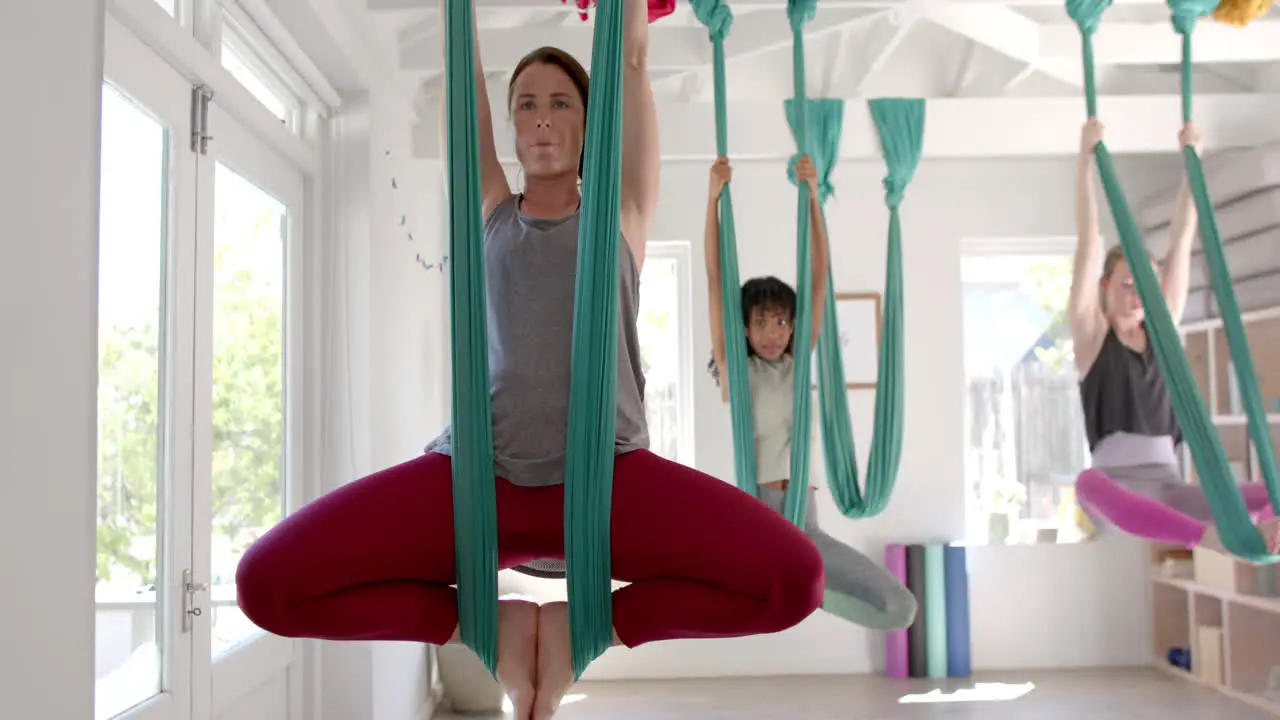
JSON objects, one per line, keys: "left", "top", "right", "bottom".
{"left": 343, "top": 0, "right": 1280, "bottom": 102}
{"left": 261, "top": 0, "right": 1280, "bottom": 159}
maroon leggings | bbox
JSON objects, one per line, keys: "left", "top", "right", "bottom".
{"left": 236, "top": 449, "right": 825, "bottom": 647}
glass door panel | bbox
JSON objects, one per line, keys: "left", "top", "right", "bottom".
{"left": 99, "top": 14, "right": 199, "bottom": 720}
{"left": 208, "top": 161, "right": 288, "bottom": 656}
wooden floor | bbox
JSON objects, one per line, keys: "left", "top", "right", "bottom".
{"left": 433, "top": 668, "right": 1277, "bottom": 719}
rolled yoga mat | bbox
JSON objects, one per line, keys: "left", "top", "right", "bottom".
{"left": 943, "top": 544, "right": 972, "bottom": 678}
{"left": 923, "top": 544, "right": 948, "bottom": 679}
{"left": 905, "top": 544, "right": 927, "bottom": 678}
{"left": 884, "top": 543, "right": 909, "bottom": 679}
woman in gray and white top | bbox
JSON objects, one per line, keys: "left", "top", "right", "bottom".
{"left": 1071, "top": 118, "right": 1278, "bottom": 552}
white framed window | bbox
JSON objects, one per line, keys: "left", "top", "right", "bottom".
{"left": 218, "top": 1, "right": 330, "bottom": 135}
{"left": 109, "top": 0, "right": 330, "bottom": 172}
{"left": 960, "top": 238, "right": 1090, "bottom": 546}
{"left": 638, "top": 242, "right": 696, "bottom": 467}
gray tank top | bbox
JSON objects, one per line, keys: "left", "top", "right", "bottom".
{"left": 425, "top": 195, "right": 649, "bottom": 487}
{"left": 1078, "top": 328, "right": 1181, "bottom": 451}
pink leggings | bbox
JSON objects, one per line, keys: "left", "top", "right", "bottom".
{"left": 235, "top": 450, "right": 825, "bottom": 647}
{"left": 1076, "top": 468, "right": 1275, "bottom": 548}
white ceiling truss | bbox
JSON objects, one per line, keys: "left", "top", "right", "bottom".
{"left": 261, "top": 0, "right": 1280, "bottom": 158}
{"left": 355, "top": 0, "right": 1279, "bottom": 102}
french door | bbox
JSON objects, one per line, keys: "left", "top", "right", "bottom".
{"left": 193, "top": 86, "right": 304, "bottom": 720}
{"left": 97, "top": 15, "right": 303, "bottom": 720}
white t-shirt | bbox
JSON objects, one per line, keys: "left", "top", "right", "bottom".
{"left": 748, "top": 354, "right": 795, "bottom": 484}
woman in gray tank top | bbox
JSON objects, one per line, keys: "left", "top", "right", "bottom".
{"left": 234, "top": 3, "right": 826, "bottom": 719}
{"left": 1070, "top": 119, "right": 1278, "bottom": 552}
{"left": 703, "top": 157, "right": 917, "bottom": 630}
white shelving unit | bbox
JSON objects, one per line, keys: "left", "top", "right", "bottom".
{"left": 1150, "top": 547, "right": 1280, "bottom": 715}
{"left": 1150, "top": 305, "right": 1280, "bottom": 714}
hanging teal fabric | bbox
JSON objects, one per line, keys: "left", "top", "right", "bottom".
{"left": 836, "top": 99, "right": 919, "bottom": 516}
{"left": 852, "top": 98, "right": 921, "bottom": 516}
{"left": 564, "top": 0, "right": 628, "bottom": 676}
{"left": 780, "top": 97, "right": 918, "bottom": 519}
{"left": 783, "top": 99, "right": 841, "bottom": 206}
{"left": 1065, "top": 0, "right": 1278, "bottom": 562}
{"left": 781, "top": 0, "right": 820, "bottom": 528}
{"left": 691, "top": 0, "right": 760, "bottom": 499}
{"left": 443, "top": 0, "right": 630, "bottom": 679}
{"left": 777, "top": 97, "right": 832, "bottom": 527}
{"left": 1169, "top": 0, "right": 1280, "bottom": 559}
{"left": 780, "top": 97, "right": 919, "bottom": 625}
{"left": 443, "top": 0, "right": 499, "bottom": 673}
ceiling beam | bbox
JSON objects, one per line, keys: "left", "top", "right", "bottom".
{"left": 298, "top": 0, "right": 394, "bottom": 90}
{"left": 413, "top": 94, "right": 1280, "bottom": 161}
{"left": 1040, "top": 21, "right": 1280, "bottom": 65}
{"left": 650, "top": 9, "right": 880, "bottom": 99}
{"left": 371, "top": 0, "right": 1159, "bottom": 9}
{"left": 949, "top": 42, "right": 980, "bottom": 96}
{"left": 400, "top": 27, "right": 710, "bottom": 71}
{"left": 854, "top": 13, "right": 917, "bottom": 94}
{"left": 923, "top": 6, "right": 1082, "bottom": 87}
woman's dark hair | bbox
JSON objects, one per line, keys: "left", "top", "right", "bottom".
{"left": 707, "top": 276, "right": 798, "bottom": 385}
{"left": 507, "top": 46, "right": 589, "bottom": 179}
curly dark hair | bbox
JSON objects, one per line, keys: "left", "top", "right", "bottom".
{"left": 707, "top": 276, "right": 797, "bottom": 385}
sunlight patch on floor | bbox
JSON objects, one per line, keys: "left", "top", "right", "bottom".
{"left": 899, "top": 682, "right": 1036, "bottom": 704}
{"left": 502, "top": 693, "right": 588, "bottom": 712}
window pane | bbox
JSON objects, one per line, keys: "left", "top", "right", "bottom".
{"left": 961, "top": 253, "right": 1088, "bottom": 545}
{"left": 95, "top": 83, "right": 166, "bottom": 720}
{"left": 210, "top": 163, "right": 287, "bottom": 656}
{"left": 220, "top": 41, "right": 292, "bottom": 125}
{"left": 638, "top": 256, "right": 684, "bottom": 464}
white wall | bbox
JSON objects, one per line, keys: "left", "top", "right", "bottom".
{"left": 318, "top": 86, "right": 447, "bottom": 720}
{"left": 366, "top": 83, "right": 447, "bottom": 720}
{"left": 0, "top": 1, "right": 105, "bottom": 717}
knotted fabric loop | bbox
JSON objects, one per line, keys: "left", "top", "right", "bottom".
{"left": 787, "top": 0, "right": 818, "bottom": 32}
{"left": 691, "top": 0, "right": 733, "bottom": 39}
{"left": 1066, "top": 0, "right": 1111, "bottom": 35}
{"left": 884, "top": 181, "right": 905, "bottom": 209}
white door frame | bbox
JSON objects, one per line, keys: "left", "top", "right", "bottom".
{"left": 101, "top": 14, "right": 200, "bottom": 720}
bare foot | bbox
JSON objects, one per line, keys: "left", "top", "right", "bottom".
{"left": 1260, "top": 516, "right": 1280, "bottom": 554}
{"left": 532, "top": 601, "right": 575, "bottom": 720}
{"left": 1200, "top": 520, "right": 1280, "bottom": 556}
{"left": 496, "top": 599, "right": 539, "bottom": 720}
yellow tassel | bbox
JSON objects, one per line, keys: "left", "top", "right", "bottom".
{"left": 1212, "top": 0, "right": 1272, "bottom": 27}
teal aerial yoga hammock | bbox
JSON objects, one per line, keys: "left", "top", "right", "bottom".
{"left": 692, "top": 0, "right": 921, "bottom": 529}
{"left": 443, "top": 0, "right": 626, "bottom": 678}
{"left": 791, "top": 99, "right": 922, "bottom": 522}
{"left": 691, "top": 0, "right": 760, "bottom": 499}
{"left": 780, "top": 0, "right": 820, "bottom": 528}
{"left": 1066, "top": 0, "right": 1279, "bottom": 562}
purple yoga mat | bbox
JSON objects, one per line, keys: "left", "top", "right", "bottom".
{"left": 884, "top": 543, "right": 909, "bottom": 679}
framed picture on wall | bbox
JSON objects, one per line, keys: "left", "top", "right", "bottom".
{"left": 810, "top": 292, "right": 883, "bottom": 390}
